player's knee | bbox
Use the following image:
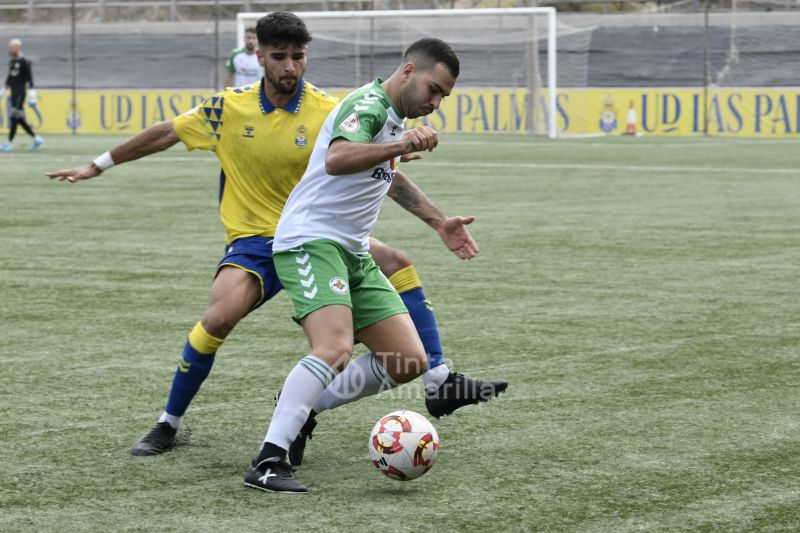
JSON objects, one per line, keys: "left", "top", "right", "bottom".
{"left": 200, "top": 310, "right": 238, "bottom": 339}
{"left": 377, "top": 247, "right": 413, "bottom": 278}
{"left": 315, "top": 342, "right": 353, "bottom": 372}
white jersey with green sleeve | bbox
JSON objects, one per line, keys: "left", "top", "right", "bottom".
{"left": 274, "top": 79, "right": 406, "bottom": 254}
{"left": 226, "top": 47, "right": 261, "bottom": 87}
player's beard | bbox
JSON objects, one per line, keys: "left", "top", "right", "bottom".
{"left": 400, "top": 81, "right": 433, "bottom": 119}
{"left": 266, "top": 73, "right": 299, "bottom": 95}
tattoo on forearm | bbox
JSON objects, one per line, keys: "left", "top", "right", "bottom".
{"left": 389, "top": 179, "right": 443, "bottom": 229}
{"left": 389, "top": 181, "right": 422, "bottom": 210}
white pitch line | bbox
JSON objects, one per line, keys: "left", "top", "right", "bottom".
{"left": 18, "top": 155, "right": 799, "bottom": 176}
{"left": 413, "top": 160, "right": 799, "bottom": 175}
{"left": 443, "top": 138, "right": 800, "bottom": 148}
{"left": 19, "top": 154, "right": 218, "bottom": 164}
{"left": 442, "top": 141, "right": 720, "bottom": 149}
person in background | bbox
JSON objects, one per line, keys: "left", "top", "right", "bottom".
{"left": 225, "top": 27, "right": 261, "bottom": 88}
{"left": 1, "top": 38, "right": 43, "bottom": 151}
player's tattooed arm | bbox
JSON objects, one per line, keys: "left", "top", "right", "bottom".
{"left": 389, "top": 170, "right": 479, "bottom": 260}
{"left": 388, "top": 170, "right": 445, "bottom": 229}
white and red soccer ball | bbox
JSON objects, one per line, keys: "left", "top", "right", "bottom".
{"left": 368, "top": 410, "right": 439, "bottom": 481}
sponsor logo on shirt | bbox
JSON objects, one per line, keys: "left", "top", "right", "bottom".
{"left": 243, "top": 124, "right": 255, "bottom": 138}
{"left": 370, "top": 167, "right": 395, "bottom": 183}
{"left": 339, "top": 113, "right": 360, "bottom": 133}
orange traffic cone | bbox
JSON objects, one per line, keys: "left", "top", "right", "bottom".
{"left": 624, "top": 100, "right": 638, "bottom": 136}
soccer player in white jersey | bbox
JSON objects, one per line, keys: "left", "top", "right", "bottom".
{"left": 245, "top": 38, "right": 472, "bottom": 494}
{"left": 225, "top": 27, "right": 261, "bottom": 88}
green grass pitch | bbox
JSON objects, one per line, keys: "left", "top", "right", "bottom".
{"left": 2, "top": 133, "right": 799, "bottom": 532}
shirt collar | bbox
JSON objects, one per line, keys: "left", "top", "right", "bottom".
{"left": 259, "top": 77, "right": 306, "bottom": 115}
{"left": 372, "top": 77, "right": 404, "bottom": 119}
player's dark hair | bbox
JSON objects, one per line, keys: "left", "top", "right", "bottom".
{"left": 403, "top": 38, "right": 459, "bottom": 78}
{"left": 245, "top": 27, "right": 257, "bottom": 35}
{"left": 256, "top": 12, "right": 312, "bottom": 48}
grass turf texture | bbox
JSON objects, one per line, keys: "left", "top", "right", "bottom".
{"left": 2, "top": 134, "right": 799, "bottom": 532}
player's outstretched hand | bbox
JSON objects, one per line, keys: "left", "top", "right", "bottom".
{"left": 438, "top": 216, "right": 479, "bottom": 260}
{"left": 46, "top": 163, "right": 101, "bottom": 183}
{"left": 402, "top": 126, "right": 438, "bottom": 154}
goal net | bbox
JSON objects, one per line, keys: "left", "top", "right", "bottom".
{"left": 237, "top": 8, "right": 559, "bottom": 138}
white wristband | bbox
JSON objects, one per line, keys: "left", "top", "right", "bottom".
{"left": 92, "top": 151, "right": 115, "bottom": 172}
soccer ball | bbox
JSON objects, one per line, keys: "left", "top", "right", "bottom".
{"left": 368, "top": 410, "right": 439, "bottom": 481}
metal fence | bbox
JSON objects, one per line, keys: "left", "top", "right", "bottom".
{"left": 3, "top": 0, "right": 800, "bottom": 24}
{"left": 1, "top": 0, "right": 453, "bottom": 23}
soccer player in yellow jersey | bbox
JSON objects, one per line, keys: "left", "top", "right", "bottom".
{"left": 47, "top": 12, "right": 506, "bottom": 458}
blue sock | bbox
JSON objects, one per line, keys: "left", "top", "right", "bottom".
{"left": 164, "top": 340, "right": 216, "bottom": 416}
{"left": 400, "top": 287, "right": 445, "bottom": 369}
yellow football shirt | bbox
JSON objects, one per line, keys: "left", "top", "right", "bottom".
{"left": 173, "top": 79, "right": 338, "bottom": 244}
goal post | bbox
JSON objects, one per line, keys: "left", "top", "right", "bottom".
{"left": 237, "top": 8, "right": 559, "bottom": 138}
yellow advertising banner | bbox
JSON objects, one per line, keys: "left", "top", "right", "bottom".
{"left": 0, "top": 90, "right": 214, "bottom": 134}
{"left": 407, "top": 87, "right": 800, "bottom": 138}
{"left": 3, "top": 87, "right": 800, "bottom": 137}
{"left": 549, "top": 88, "right": 800, "bottom": 137}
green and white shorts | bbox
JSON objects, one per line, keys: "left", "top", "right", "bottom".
{"left": 273, "top": 238, "right": 407, "bottom": 331}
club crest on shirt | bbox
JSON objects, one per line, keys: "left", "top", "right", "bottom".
{"left": 243, "top": 124, "right": 255, "bottom": 138}
{"left": 339, "top": 113, "right": 360, "bottom": 133}
{"left": 295, "top": 125, "right": 307, "bottom": 147}
{"left": 329, "top": 277, "right": 349, "bottom": 294}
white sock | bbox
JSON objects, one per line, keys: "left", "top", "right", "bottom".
{"left": 264, "top": 355, "right": 336, "bottom": 450}
{"left": 158, "top": 411, "right": 182, "bottom": 430}
{"left": 313, "top": 353, "right": 398, "bottom": 414}
{"left": 422, "top": 363, "right": 450, "bottom": 394}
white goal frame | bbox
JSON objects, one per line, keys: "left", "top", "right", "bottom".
{"left": 237, "top": 7, "right": 559, "bottom": 138}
